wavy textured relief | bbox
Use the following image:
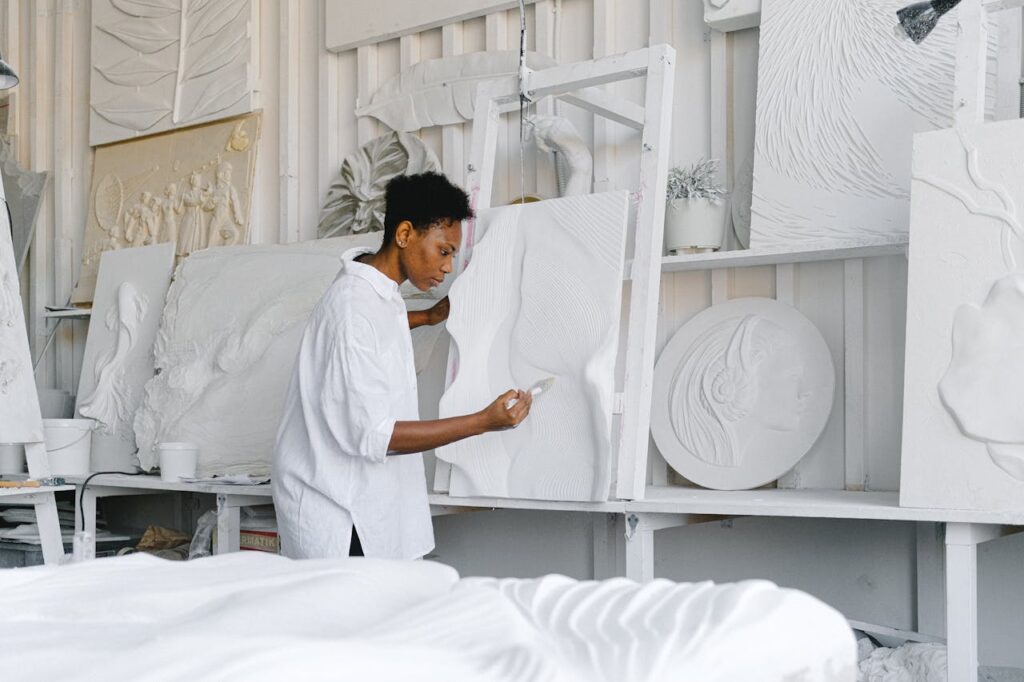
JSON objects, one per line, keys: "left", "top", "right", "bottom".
{"left": 355, "top": 51, "right": 557, "bottom": 132}
{"left": 464, "top": 574, "right": 856, "bottom": 681}
{"left": 436, "top": 192, "right": 629, "bottom": 502}
{"left": 0, "top": 552, "right": 855, "bottom": 681}
{"left": 79, "top": 282, "right": 148, "bottom": 441}
{"left": 319, "top": 132, "right": 441, "bottom": 238}
{"left": 750, "top": 0, "right": 998, "bottom": 247}
{"left": 90, "top": 0, "right": 255, "bottom": 146}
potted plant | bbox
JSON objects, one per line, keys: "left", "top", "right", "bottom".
{"left": 664, "top": 159, "right": 729, "bottom": 254}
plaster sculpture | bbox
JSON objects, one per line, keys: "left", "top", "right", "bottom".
{"left": 0, "top": 176, "right": 43, "bottom": 444}
{"left": 651, "top": 298, "right": 835, "bottom": 490}
{"left": 749, "top": 0, "right": 995, "bottom": 248}
{"left": 319, "top": 132, "right": 441, "bottom": 238}
{"left": 704, "top": 0, "right": 762, "bottom": 32}
{"left": 0, "top": 136, "right": 49, "bottom": 271}
{"left": 527, "top": 115, "right": 593, "bottom": 197}
{"left": 73, "top": 112, "right": 261, "bottom": 303}
{"left": 437, "top": 192, "right": 629, "bottom": 501}
{"left": 857, "top": 640, "right": 946, "bottom": 681}
{"left": 134, "top": 234, "right": 381, "bottom": 475}
{"left": 1, "top": 551, "right": 856, "bottom": 682}
{"left": 76, "top": 243, "right": 175, "bottom": 470}
{"left": 468, "top": 575, "right": 855, "bottom": 682}
{"left": 355, "top": 51, "right": 557, "bottom": 132}
{"left": 89, "top": 0, "right": 257, "bottom": 146}
{"left": 901, "top": 119, "right": 1024, "bottom": 512}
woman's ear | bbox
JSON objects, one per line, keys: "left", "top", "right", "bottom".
{"left": 395, "top": 220, "right": 414, "bottom": 248}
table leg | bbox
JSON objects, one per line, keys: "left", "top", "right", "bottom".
{"left": 34, "top": 493, "right": 64, "bottom": 565}
{"left": 945, "top": 522, "right": 1003, "bottom": 682}
{"left": 215, "top": 494, "right": 241, "bottom": 555}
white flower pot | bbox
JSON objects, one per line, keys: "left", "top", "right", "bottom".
{"left": 664, "top": 197, "right": 730, "bottom": 254}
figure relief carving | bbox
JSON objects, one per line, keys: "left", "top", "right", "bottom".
{"left": 204, "top": 162, "right": 244, "bottom": 248}
{"left": 668, "top": 314, "right": 805, "bottom": 469}
{"left": 651, "top": 298, "right": 835, "bottom": 491}
{"left": 79, "top": 282, "right": 148, "bottom": 440}
{"left": 74, "top": 113, "right": 261, "bottom": 303}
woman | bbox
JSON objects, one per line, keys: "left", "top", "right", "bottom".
{"left": 273, "top": 172, "right": 533, "bottom": 560}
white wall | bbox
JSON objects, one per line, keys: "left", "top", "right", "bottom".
{"left": 5, "top": 0, "right": 1023, "bottom": 668}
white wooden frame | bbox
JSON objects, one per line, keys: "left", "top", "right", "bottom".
{"left": 431, "top": 44, "right": 676, "bottom": 501}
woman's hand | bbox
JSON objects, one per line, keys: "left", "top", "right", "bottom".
{"left": 408, "top": 296, "right": 451, "bottom": 329}
{"left": 426, "top": 296, "right": 450, "bottom": 325}
{"left": 478, "top": 389, "right": 532, "bottom": 431}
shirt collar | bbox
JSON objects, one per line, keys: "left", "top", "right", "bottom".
{"left": 341, "top": 247, "right": 402, "bottom": 302}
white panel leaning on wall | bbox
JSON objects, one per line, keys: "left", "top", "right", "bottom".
{"left": 89, "top": 0, "right": 259, "bottom": 146}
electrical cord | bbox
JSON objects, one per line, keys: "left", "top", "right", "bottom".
{"left": 78, "top": 470, "right": 146, "bottom": 534}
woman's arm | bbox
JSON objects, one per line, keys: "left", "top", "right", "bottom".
{"left": 408, "top": 297, "right": 449, "bottom": 330}
{"left": 388, "top": 389, "right": 532, "bottom": 454}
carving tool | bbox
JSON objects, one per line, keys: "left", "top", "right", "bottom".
{"left": 506, "top": 377, "right": 556, "bottom": 408}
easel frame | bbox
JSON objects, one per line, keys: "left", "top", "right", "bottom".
{"left": 431, "top": 44, "right": 676, "bottom": 501}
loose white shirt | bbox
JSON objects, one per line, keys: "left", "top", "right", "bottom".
{"left": 272, "top": 247, "right": 434, "bottom": 560}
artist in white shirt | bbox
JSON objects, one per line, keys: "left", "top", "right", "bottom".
{"left": 273, "top": 172, "right": 533, "bottom": 560}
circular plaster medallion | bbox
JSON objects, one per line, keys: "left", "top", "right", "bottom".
{"left": 651, "top": 297, "right": 835, "bottom": 490}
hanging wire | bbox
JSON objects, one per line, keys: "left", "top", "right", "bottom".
{"left": 518, "top": 0, "right": 528, "bottom": 202}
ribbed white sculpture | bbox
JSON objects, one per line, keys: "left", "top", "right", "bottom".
{"left": 438, "top": 192, "right": 629, "bottom": 501}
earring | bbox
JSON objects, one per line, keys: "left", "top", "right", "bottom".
{"left": 398, "top": 241, "right": 407, "bottom": 247}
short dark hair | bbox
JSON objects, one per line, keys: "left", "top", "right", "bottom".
{"left": 382, "top": 172, "right": 473, "bottom": 246}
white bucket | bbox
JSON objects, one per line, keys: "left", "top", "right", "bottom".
{"left": 158, "top": 442, "right": 199, "bottom": 482}
{"left": 0, "top": 443, "right": 25, "bottom": 474}
{"left": 43, "top": 418, "right": 95, "bottom": 476}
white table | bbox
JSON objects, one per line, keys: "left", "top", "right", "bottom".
{"left": 68, "top": 474, "right": 274, "bottom": 556}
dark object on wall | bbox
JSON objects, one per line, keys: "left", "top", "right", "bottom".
{"left": 896, "top": 0, "right": 963, "bottom": 44}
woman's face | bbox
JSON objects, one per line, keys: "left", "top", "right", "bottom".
{"left": 401, "top": 219, "right": 461, "bottom": 292}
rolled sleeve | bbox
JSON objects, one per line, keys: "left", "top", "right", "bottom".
{"left": 319, "top": 314, "right": 396, "bottom": 464}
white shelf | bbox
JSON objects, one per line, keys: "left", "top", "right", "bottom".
{"left": 630, "top": 486, "right": 1024, "bottom": 525}
{"left": 0, "top": 485, "right": 75, "bottom": 499}
{"left": 428, "top": 493, "right": 626, "bottom": 513}
{"left": 43, "top": 308, "right": 92, "bottom": 320}
{"left": 625, "top": 235, "right": 909, "bottom": 278}
{"left": 63, "top": 473, "right": 272, "bottom": 497}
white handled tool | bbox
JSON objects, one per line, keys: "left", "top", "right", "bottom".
{"left": 506, "top": 377, "right": 555, "bottom": 408}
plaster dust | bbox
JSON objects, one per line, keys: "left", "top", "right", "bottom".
{"left": 437, "top": 192, "right": 630, "bottom": 502}
{"left": 0, "top": 552, "right": 856, "bottom": 682}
